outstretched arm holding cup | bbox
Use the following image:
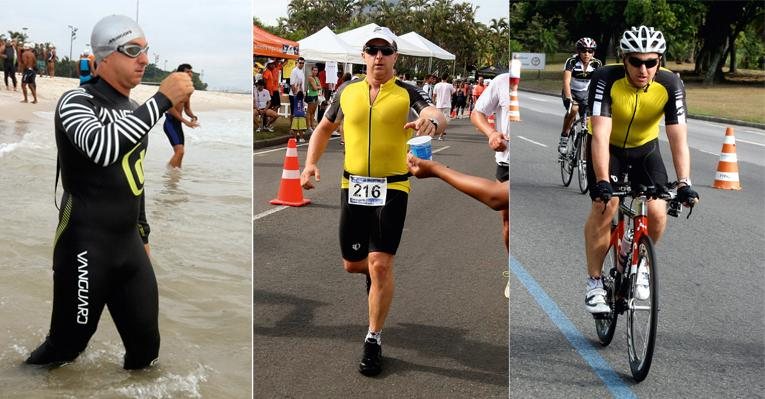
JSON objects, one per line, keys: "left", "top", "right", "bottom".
{"left": 407, "top": 154, "right": 508, "bottom": 211}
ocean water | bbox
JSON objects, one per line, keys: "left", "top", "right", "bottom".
{"left": 0, "top": 109, "right": 252, "bottom": 398}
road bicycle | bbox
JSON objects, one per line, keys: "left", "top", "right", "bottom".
{"left": 593, "top": 177, "right": 692, "bottom": 382}
{"left": 559, "top": 108, "right": 588, "bottom": 194}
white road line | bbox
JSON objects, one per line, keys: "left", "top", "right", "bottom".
{"left": 698, "top": 149, "right": 718, "bottom": 156}
{"left": 737, "top": 138, "right": 765, "bottom": 147}
{"left": 517, "top": 136, "right": 548, "bottom": 147}
{"left": 254, "top": 146, "right": 287, "bottom": 156}
{"left": 253, "top": 144, "right": 449, "bottom": 222}
{"left": 254, "top": 137, "right": 338, "bottom": 156}
{"left": 253, "top": 205, "right": 289, "bottom": 221}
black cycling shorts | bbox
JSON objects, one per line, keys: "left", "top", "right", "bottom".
{"left": 339, "top": 188, "right": 408, "bottom": 261}
{"left": 496, "top": 163, "right": 509, "bottom": 182}
{"left": 562, "top": 90, "right": 588, "bottom": 111}
{"left": 586, "top": 137, "right": 668, "bottom": 192}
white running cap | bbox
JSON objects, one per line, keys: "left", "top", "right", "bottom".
{"left": 91, "top": 15, "right": 145, "bottom": 62}
{"left": 363, "top": 26, "right": 398, "bottom": 50}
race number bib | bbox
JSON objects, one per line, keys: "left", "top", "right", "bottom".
{"left": 348, "top": 175, "right": 387, "bottom": 206}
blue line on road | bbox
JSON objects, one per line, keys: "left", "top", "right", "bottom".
{"left": 509, "top": 256, "right": 637, "bottom": 399}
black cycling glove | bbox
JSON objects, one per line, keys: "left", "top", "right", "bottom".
{"left": 676, "top": 185, "right": 699, "bottom": 206}
{"left": 590, "top": 180, "right": 613, "bottom": 202}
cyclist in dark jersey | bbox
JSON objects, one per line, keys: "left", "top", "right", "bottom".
{"left": 559, "top": 37, "right": 601, "bottom": 154}
{"left": 26, "top": 14, "right": 194, "bottom": 370}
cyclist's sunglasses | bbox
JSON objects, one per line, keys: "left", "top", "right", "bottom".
{"left": 580, "top": 48, "right": 595, "bottom": 54}
{"left": 627, "top": 56, "right": 660, "bottom": 69}
{"left": 364, "top": 45, "right": 395, "bottom": 56}
{"left": 117, "top": 43, "right": 149, "bottom": 58}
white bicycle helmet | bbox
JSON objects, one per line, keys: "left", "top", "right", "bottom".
{"left": 576, "top": 37, "right": 597, "bottom": 51}
{"left": 620, "top": 26, "right": 666, "bottom": 54}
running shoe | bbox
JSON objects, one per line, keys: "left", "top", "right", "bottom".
{"left": 504, "top": 280, "right": 510, "bottom": 299}
{"left": 585, "top": 286, "right": 609, "bottom": 314}
{"left": 256, "top": 127, "right": 261, "bottom": 132}
{"left": 358, "top": 338, "right": 382, "bottom": 376}
{"left": 634, "top": 259, "right": 650, "bottom": 300}
{"left": 266, "top": 127, "right": 274, "bottom": 132}
{"left": 558, "top": 136, "right": 569, "bottom": 154}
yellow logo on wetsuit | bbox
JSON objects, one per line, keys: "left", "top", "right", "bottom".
{"left": 122, "top": 143, "right": 146, "bottom": 196}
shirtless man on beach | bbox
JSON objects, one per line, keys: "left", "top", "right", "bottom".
{"left": 162, "top": 63, "right": 198, "bottom": 168}
{"left": 20, "top": 44, "right": 37, "bottom": 103}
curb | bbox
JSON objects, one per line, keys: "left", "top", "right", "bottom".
{"left": 518, "top": 88, "right": 765, "bottom": 130}
{"left": 254, "top": 135, "right": 291, "bottom": 149}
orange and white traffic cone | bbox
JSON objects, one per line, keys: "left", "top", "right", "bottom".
{"left": 508, "top": 59, "right": 522, "bottom": 122}
{"left": 508, "top": 89, "right": 521, "bottom": 122}
{"left": 270, "top": 138, "right": 312, "bottom": 206}
{"left": 712, "top": 127, "right": 742, "bottom": 190}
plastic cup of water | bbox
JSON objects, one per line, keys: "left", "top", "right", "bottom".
{"left": 407, "top": 136, "right": 432, "bottom": 160}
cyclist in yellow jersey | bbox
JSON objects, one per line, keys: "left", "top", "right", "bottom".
{"left": 583, "top": 26, "right": 699, "bottom": 314}
{"left": 300, "top": 26, "right": 446, "bottom": 376}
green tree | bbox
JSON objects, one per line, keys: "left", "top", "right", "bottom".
{"left": 695, "top": 0, "right": 764, "bottom": 83}
{"left": 735, "top": 17, "right": 765, "bottom": 69}
{"left": 257, "top": 0, "right": 503, "bottom": 78}
{"left": 6, "top": 30, "right": 28, "bottom": 43}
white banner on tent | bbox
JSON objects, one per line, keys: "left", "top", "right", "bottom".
{"left": 512, "top": 53, "right": 546, "bottom": 70}
{"left": 326, "top": 62, "right": 338, "bottom": 84}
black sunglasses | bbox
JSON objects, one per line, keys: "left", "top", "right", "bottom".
{"left": 364, "top": 45, "right": 395, "bottom": 56}
{"left": 581, "top": 49, "right": 595, "bottom": 54}
{"left": 627, "top": 56, "right": 659, "bottom": 69}
{"left": 117, "top": 43, "right": 149, "bottom": 58}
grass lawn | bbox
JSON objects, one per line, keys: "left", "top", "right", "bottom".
{"left": 254, "top": 115, "right": 293, "bottom": 142}
{"left": 520, "top": 62, "right": 765, "bottom": 124}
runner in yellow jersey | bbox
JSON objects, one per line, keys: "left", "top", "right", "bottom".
{"left": 583, "top": 25, "right": 699, "bottom": 314}
{"left": 300, "top": 26, "right": 446, "bottom": 376}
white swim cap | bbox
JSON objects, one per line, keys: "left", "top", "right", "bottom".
{"left": 90, "top": 15, "right": 145, "bottom": 62}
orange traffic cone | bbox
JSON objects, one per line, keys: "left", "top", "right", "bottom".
{"left": 270, "top": 138, "right": 312, "bottom": 206}
{"left": 450, "top": 109, "right": 456, "bottom": 119}
{"left": 712, "top": 127, "right": 742, "bottom": 190}
{"left": 508, "top": 89, "right": 521, "bottom": 122}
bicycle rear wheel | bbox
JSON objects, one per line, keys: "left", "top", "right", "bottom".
{"left": 595, "top": 242, "right": 618, "bottom": 345}
{"left": 576, "top": 133, "right": 588, "bottom": 194}
{"left": 559, "top": 133, "right": 575, "bottom": 187}
{"left": 627, "top": 235, "right": 658, "bottom": 382}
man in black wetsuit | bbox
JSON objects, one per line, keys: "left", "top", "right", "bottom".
{"left": 2, "top": 38, "right": 18, "bottom": 90}
{"left": 25, "top": 14, "right": 194, "bottom": 370}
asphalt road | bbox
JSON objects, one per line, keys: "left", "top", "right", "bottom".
{"left": 254, "top": 118, "right": 509, "bottom": 398}
{"left": 508, "top": 91, "right": 765, "bottom": 398}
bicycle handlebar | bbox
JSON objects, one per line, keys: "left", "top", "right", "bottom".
{"left": 611, "top": 180, "right": 693, "bottom": 218}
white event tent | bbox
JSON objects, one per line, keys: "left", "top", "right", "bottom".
{"left": 336, "top": 23, "right": 432, "bottom": 58}
{"left": 399, "top": 31, "right": 455, "bottom": 60}
{"left": 298, "top": 26, "right": 364, "bottom": 64}
{"left": 399, "top": 31, "right": 455, "bottom": 74}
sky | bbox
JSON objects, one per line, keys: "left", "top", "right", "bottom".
{"left": 1, "top": 0, "right": 252, "bottom": 92}
{"left": 255, "top": 0, "right": 509, "bottom": 28}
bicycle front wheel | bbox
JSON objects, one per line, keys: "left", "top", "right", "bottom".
{"left": 595, "top": 242, "right": 618, "bottom": 346}
{"left": 627, "top": 235, "right": 658, "bottom": 382}
{"left": 559, "top": 134, "right": 575, "bottom": 187}
{"left": 576, "top": 133, "right": 588, "bottom": 194}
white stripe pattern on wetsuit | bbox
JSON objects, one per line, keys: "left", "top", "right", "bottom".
{"left": 58, "top": 88, "right": 161, "bottom": 167}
